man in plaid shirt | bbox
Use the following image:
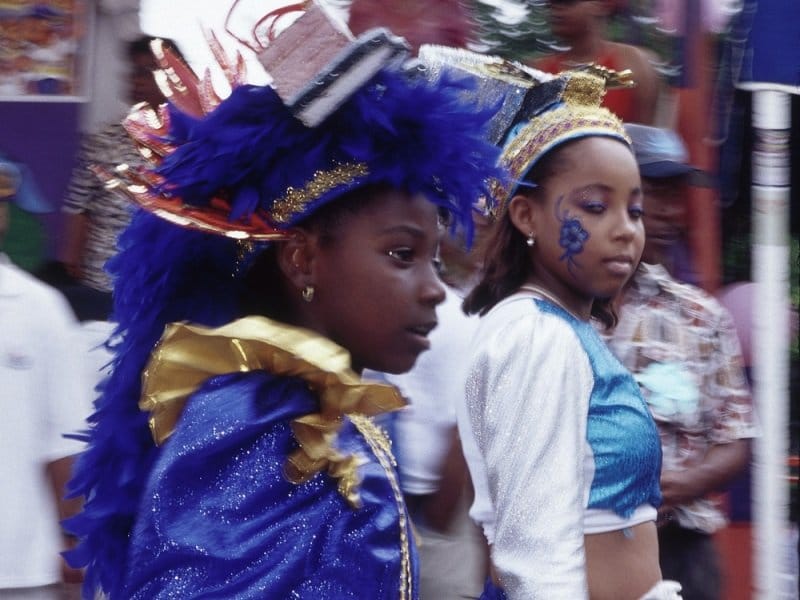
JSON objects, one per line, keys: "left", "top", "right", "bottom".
{"left": 605, "top": 124, "right": 757, "bottom": 600}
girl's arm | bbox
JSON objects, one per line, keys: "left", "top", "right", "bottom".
{"left": 466, "top": 311, "right": 594, "bottom": 599}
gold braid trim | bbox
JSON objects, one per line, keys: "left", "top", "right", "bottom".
{"left": 270, "top": 162, "right": 369, "bottom": 224}
{"left": 350, "top": 414, "right": 413, "bottom": 600}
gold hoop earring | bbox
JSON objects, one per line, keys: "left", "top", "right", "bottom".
{"left": 526, "top": 232, "right": 535, "bottom": 247}
{"left": 301, "top": 285, "right": 315, "bottom": 303}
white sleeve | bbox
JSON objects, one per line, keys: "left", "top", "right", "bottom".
{"left": 465, "top": 309, "right": 594, "bottom": 599}
{"left": 457, "top": 376, "right": 494, "bottom": 538}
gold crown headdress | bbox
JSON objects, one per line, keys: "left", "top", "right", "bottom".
{"left": 493, "top": 68, "right": 633, "bottom": 211}
{"left": 417, "top": 46, "right": 633, "bottom": 215}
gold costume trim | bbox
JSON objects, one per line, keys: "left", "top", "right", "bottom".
{"left": 140, "top": 316, "right": 406, "bottom": 508}
{"left": 351, "top": 414, "right": 414, "bottom": 599}
{"left": 270, "top": 162, "right": 369, "bottom": 224}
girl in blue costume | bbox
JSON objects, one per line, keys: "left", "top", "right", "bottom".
{"left": 459, "top": 70, "right": 682, "bottom": 599}
{"left": 63, "top": 16, "right": 500, "bottom": 600}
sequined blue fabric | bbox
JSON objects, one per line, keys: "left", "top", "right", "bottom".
{"left": 480, "top": 578, "right": 507, "bottom": 600}
{"left": 535, "top": 300, "right": 662, "bottom": 516}
{"left": 122, "top": 370, "right": 418, "bottom": 599}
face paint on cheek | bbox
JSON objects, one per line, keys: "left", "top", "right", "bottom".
{"left": 556, "top": 196, "right": 589, "bottom": 276}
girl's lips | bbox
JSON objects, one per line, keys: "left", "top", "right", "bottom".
{"left": 404, "top": 330, "right": 432, "bottom": 352}
{"left": 407, "top": 322, "right": 437, "bottom": 337}
{"left": 604, "top": 256, "right": 634, "bottom": 277}
{"left": 405, "top": 322, "right": 437, "bottom": 351}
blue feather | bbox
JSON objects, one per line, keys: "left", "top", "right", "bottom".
{"left": 65, "top": 212, "right": 247, "bottom": 598}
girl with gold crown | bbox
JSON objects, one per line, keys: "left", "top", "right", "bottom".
{"left": 62, "top": 5, "right": 501, "bottom": 598}
{"left": 457, "top": 69, "right": 682, "bottom": 599}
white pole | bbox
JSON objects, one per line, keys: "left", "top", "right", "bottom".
{"left": 751, "top": 89, "right": 792, "bottom": 599}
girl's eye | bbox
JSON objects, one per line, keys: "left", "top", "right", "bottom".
{"left": 388, "top": 248, "right": 414, "bottom": 263}
{"left": 581, "top": 201, "right": 606, "bottom": 214}
{"left": 629, "top": 206, "right": 645, "bottom": 219}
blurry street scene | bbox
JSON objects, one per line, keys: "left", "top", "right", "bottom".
{"left": 0, "top": 1, "right": 796, "bottom": 598}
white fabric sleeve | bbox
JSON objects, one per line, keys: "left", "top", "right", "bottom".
{"left": 465, "top": 307, "right": 594, "bottom": 599}
{"left": 457, "top": 372, "right": 494, "bottom": 539}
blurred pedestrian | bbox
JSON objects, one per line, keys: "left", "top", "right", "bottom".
{"left": 606, "top": 123, "right": 757, "bottom": 600}
{"left": 531, "top": 0, "right": 661, "bottom": 124}
{"left": 0, "top": 174, "right": 88, "bottom": 600}
{"left": 0, "top": 152, "right": 51, "bottom": 271}
{"left": 56, "top": 36, "right": 182, "bottom": 317}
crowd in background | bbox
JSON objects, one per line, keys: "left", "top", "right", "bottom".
{"left": 0, "top": 1, "right": 798, "bottom": 598}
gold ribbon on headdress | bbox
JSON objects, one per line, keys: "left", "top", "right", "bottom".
{"left": 140, "top": 316, "right": 405, "bottom": 507}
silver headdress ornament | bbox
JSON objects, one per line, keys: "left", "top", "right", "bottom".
{"left": 418, "top": 45, "right": 556, "bottom": 146}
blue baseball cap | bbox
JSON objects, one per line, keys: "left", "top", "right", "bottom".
{"left": 624, "top": 123, "right": 694, "bottom": 178}
{"left": 624, "top": 123, "right": 715, "bottom": 187}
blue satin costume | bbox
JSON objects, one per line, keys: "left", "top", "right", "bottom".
{"left": 116, "top": 318, "right": 418, "bottom": 599}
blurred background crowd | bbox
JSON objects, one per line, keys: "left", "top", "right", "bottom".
{"left": 0, "top": 0, "right": 797, "bottom": 598}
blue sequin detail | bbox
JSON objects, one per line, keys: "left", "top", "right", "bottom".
{"left": 121, "top": 371, "right": 417, "bottom": 599}
{"left": 534, "top": 299, "right": 662, "bottom": 518}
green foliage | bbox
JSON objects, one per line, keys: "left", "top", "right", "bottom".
{"left": 470, "top": 0, "right": 552, "bottom": 61}
{"left": 469, "top": 0, "right": 678, "bottom": 72}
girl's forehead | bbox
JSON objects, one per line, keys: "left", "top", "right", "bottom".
{"left": 340, "top": 190, "right": 440, "bottom": 230}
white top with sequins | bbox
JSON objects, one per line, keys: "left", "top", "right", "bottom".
{"left": 458, "top": 290, "right": 661, "bottom": 599}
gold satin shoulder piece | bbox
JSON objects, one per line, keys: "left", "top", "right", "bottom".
{"left": 140, "top": 315, "right": 406, "bottom": 507}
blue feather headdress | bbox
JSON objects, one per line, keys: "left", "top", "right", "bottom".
{"left": 105, "top": 25, "right": 501, "bottom": 242}
{"left": 66, "top": 7, "right": 502, "bottom": 598}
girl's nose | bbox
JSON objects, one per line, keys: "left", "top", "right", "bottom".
{"left": 421, "top": 263, "right": 446, "bottom": 307}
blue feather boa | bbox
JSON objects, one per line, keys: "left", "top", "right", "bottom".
{"left": 65, "top": 212, "right": 250, "bottom": 597}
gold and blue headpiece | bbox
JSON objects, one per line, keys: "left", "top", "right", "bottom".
{"left": 496, "top": 69, "right": 632, "bottom": 210}
{"left": 418, "top": 46, "right": 633, "bottom": 215}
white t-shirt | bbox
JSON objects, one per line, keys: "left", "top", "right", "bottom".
{"left": 371, "top": 287, "right": 480, "bottom": 495}
{"left": 0, "top": 255, "right": 91, "bottom": 588}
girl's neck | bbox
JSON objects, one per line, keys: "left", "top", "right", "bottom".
{"left": 519, "top": 279, "right": 593, "bottom": 322}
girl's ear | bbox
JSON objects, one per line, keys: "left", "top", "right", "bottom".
{"left": 507, "top": 194, "right": 539, "bottom": 239}
{"left": 275, "top": 229, "right": 318, "bottom": 291}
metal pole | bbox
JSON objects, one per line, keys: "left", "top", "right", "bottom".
{"left": 751, "top": 88, "right": 792, "bottom": 599}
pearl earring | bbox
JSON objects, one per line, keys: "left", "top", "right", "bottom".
{"left": 301, "top": 285, "right": 315, "bottom": 302}
{"left": 526, "top": 232, "right": 535, "bottom": 247}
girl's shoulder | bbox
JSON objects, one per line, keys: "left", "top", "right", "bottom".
{"left": 475, "top": 292, "right": 587, "bottom": 355}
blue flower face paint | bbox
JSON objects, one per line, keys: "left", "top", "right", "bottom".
{"left": 556, "top": 196, "right": 589, "bottom": 276}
